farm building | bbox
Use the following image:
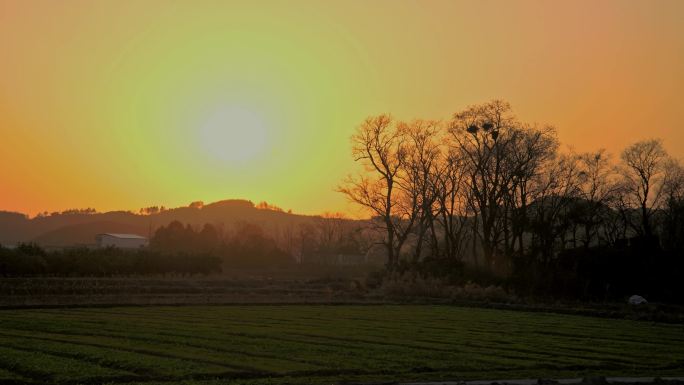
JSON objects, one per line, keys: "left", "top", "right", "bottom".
{"left": 95, "top": 233, "right": 148, "bottom": 249}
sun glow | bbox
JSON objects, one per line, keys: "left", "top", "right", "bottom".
{"left": 1, "top": 1, "right": 683, "bottom": 216}
{"left": 198, "top": 105, "right": 270, "bottom": 166}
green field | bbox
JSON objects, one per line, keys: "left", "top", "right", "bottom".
{"left": 0, "top": 305, "right": 682, "bottom": 385}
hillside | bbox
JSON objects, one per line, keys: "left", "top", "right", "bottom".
{"left": 31, "top": 221, "right": 148, "bottom": 247}
{"left": 0, "top": 199, "right": 317, "bottom": 247}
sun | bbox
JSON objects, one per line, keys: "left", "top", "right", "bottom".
{"left": 199, "top": 105, "right": 270, "bottom": 165}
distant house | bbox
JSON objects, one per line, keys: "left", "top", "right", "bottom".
{"left": 95, "top": 233, "right": 148, "bottom": 249}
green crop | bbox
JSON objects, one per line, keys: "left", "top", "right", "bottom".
{"left": 0, "top": 305, "right": 682, "bottom": 384}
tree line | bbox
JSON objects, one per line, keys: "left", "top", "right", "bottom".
{"left": 0, "top": 216, "right": 376, "bottom": 277}
{"left": 151, "top": 220, "right": 293, "bottom": 268}
{"left": 0, "top": 221, "right": 297, "bottom": 276}
{"left": 341, "top": 100, "right": 684, "bottom": 301}
{"left": 151, "top": 219, "right": 372, "bottom": 267}
{"left": 0, "top": 243, "right": 221, "bottom": 277}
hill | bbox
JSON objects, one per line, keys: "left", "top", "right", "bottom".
{"left": 0, "top": 199, "right": 317, "bottom": 247}
{"left": 31, "top": 221, "right": 147, "bottom": 247}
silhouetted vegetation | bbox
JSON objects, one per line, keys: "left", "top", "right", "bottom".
{"left": 0, "top": 243, "right": 221, "bottom": 277}
{"left": 0, "top": 219, "right": 349, "bottom": 277}
{"left": 151, "top": 220, "right": 294, "bottom": 269}
{"left": 0, "top": 219, "right": 296, "bottom": 277}
{"left": 342, "top": 100, "right": 684, "bottom": 303}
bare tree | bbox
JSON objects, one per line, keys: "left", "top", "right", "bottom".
{"left": 315, "top": 212, "right": 346, "bottom": 253}
{"left": 661, "top": 159, "right": 684, "bottom": 251}
{"left": 339, "top": 115, "right": 414, "bottom": 269}
{"left": 397, "top": 120, "right": 442, "bottom": 263}
{"left": 277, "top": 222, "right": 300, "bottom": 262}
{"left": 507, "top": 125, "right": 558, "bottom": 255}
{"left": 433, "top": 146, "right": 470, "bottom": 260}
{"left": 449, "top": 100, "right": 534, "bottom": 267}
{"left": 620, "top": 139, "right": 669, "bottom": 238}
{"left": 575, "top": 150, "right": 620, "bottom": 247}
{"left": 527, "top": 153, "right": 583, "bottom": 264}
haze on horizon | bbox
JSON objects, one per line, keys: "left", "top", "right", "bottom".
{"left": 1, "top": 0, "right": 682, "bottom": 217}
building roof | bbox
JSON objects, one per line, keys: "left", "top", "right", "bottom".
{"left": 97, "top": 233, "right": 147, "bottom": 240}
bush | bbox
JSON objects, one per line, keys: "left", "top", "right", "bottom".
{"left": 374, "top": 272, "right": 516, "bottom": 303}
{"left": 452, "top": 282, "right": 515, "bottom": 302}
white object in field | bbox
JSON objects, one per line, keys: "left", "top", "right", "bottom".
{"left": 95, "top": 233, "right": 148, "bottom": 249}
{"left": 628, "top": 295, "right": 648, "bottom": 305}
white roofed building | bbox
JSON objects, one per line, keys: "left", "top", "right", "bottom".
{"left": 95, "top": 233, "right": 148, "bottom": 249}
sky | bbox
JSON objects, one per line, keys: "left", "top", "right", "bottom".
{"left": 1, "top": 0, "right": 683, "bottom": 217}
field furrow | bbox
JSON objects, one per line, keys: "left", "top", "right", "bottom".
{"left": 0, "top": 305, "right": 682, "bottom": 385}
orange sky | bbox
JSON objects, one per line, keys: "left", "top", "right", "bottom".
{"left": 1, "top": 0, "right": 682, "bottom": 217}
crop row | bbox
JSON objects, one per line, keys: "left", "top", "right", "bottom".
{"left": 0, "top": 305, "right": 682, "bottom": 384}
